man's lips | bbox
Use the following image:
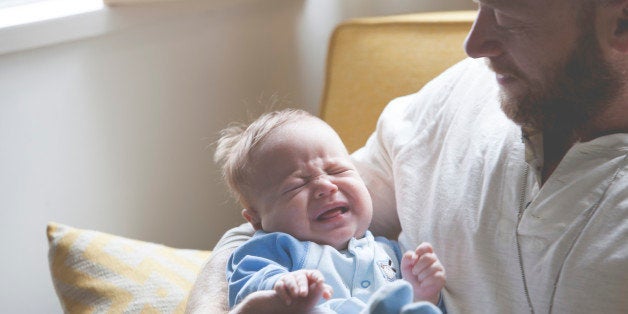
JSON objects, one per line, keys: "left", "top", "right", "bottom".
{"left": 487, "top": 61, "right": 520, "bottom": 85}
{"left": 315, "top": 206, "right": 349, "bottom": 221}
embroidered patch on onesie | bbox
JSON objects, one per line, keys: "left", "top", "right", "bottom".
{"left": 377, "top": 259, "right": 397, "bottom": 281}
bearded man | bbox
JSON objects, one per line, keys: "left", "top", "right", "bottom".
{"left": 188, "top": 1, "right": 628, "bottom": 313}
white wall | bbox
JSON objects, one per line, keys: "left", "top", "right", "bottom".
{"left": 0, "top": 0, "right": 475, "bottom": 312}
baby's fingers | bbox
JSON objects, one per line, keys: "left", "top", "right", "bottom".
{"left": 274, "top": 279, "right": 293, "bottom": 306}
{"left": 322, "top": 283, "right": 334, "bottom": 300}
{"left": 295, "top": 272, "right": 310, "bottom": 297}
{"left": 414, "top": 242, "right": 434, "bottom": 257}
{"left": 284, "top": 274, "right": 302, "bottom": 296}
{"left": 401, "top": 251, "right": 418, "bottom": 279}
{"left": 417, "top": 260, "right": 445, "bottom": 282}
{"left": 412, "top": 252, "right": 439, "bottom": 276}
{"left": 305, "top": 269, "right": 325, "bottom": 284}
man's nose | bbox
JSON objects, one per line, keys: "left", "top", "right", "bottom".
{"left": 464, "top": 6, "right": 503, "bottom": 59}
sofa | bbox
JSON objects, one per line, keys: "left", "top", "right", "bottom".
{"left": 47, "top": 10, "right": 476, "bottom": 313}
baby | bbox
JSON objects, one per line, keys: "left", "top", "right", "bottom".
{"left": 215, "top": 109, "right": 446, "bottom": 313}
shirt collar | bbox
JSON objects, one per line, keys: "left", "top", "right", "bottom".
{"left": 521, "top": 127, "right": 543, "bottom": 182}
{"left": 522, "top": 127, "right": 543, "bottom": 172}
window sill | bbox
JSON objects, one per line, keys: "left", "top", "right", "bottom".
{"left": 0, "top": 0, "right": 256, "bottom": 56}
{"left": 0, "top": 4, "right": 105, "bottom": 55}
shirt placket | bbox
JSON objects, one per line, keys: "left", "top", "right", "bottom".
{"left": 348, "top": 238, "right": 375, "bottom": 300}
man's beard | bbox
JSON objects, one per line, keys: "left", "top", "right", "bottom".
{"left": 499, "top": 25, "right": 622, "bottom": 138}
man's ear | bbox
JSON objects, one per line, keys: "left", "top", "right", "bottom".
{"left": 607, "top": 0, "right": 628, "bottom": 52}
{"left": 242, "top": 208, "right": 263, "bottom": 231}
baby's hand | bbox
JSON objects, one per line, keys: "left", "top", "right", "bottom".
{"left": 274, "top": 269, "right": 333, "bottom": 307}
{"left": 401, "top": 242, "right": 446, "bottom": 305}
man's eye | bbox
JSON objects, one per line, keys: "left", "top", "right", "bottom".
{"left": 494, "top": 11, "right": 523, "bottom": 31}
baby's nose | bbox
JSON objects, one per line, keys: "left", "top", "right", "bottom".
{"left": 314, "top": 177, "right": 338, "bottom": 199}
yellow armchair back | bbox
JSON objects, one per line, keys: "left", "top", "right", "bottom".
{"left": 320, "top": 11, "right": 477, "bottom": 152}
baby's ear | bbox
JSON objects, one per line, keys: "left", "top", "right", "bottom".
{"left": 242, "top": 208, "right": 263, "bottom": 230}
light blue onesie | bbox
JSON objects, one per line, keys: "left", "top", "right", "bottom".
{"left": 227, "top": 230, "right": 407, "bottom": 312}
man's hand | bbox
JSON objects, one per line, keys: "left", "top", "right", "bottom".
{"left": 274, "top": 269, "right": 333, "bottom": 307}
{"left": 400, "top": 242, "right": 446, "bottom": 305}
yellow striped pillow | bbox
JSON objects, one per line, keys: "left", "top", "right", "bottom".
{"left": 47, "top": 222, "right": 211, "bottom": 313}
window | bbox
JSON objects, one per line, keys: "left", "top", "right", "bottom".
{"left": 0, "top": 0, "right": 103, "bottom": 29}
{"left": 0, "top": 0, "right": 43, "bottom": 9}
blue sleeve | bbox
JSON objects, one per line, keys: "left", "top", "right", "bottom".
{"left": 226, "top": 232, "right": 309, "bottom": 308}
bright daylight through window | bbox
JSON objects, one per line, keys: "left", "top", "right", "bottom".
{"left": 0, "top": 0, "right": 103, "bottom": 28}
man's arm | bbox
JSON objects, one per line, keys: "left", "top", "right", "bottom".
{"left": 186, "top": 248, "right": 232, "bottom": 313}
{"left": 187, "top": 254, "right": 308, "bottom": 314}
{"left": 351, "top": 121, "right": 401, "bottom": 240}
{"left": 186, "top": 223, "right": 255, "bottom": 314}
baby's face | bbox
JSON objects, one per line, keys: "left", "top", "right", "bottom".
{"left": 243, "top": 118, "right": 372, "bottom": 250}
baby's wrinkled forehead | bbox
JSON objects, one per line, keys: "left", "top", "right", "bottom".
{"left": 248, "top": 119, "right": 350, "bottom": 180}
{"left": 260, "top": 117, "right": 344, "bottom": 146}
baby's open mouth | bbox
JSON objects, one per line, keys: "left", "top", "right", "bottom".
{"left": 316, "top": 207, "right": 349, "bottom": 221}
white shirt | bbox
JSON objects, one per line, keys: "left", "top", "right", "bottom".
{"left": 352, "top": 58, "right": 628, "bottom": 313}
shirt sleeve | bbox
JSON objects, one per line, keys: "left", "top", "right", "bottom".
{"left": 351, "top": 96, "right": 411, "bottom": 240}
{"left": 351, "top": 58, "right": 479, "bottom": 241}
{"left": 226, "top": 232, "right": 309, "bottom": 308}
{"left": 211, "top": 222, "right": 254, "bottom": 255}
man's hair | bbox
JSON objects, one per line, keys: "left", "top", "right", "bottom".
{"left": 214, "top": 108, "right": 317, "bottom": 208}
